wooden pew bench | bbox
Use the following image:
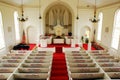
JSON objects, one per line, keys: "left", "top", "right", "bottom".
{"left": 93, "top": 56, "right": 114, "bottom": 59}
{"left": 69, "top": 67, "right": 99, "bottom": 73}
{"left": 103, "top": 67, "right": 120, "bottom": 72}
{"left": 0, "top": 74, "right": 10, "bottom": 80}
{"left": 1, "top": 59, "right": 22, "bottom": 63}
{"left": 67, "top": 59, "right": 93, "bottom": 63}
{"left": 7, "top": 53, "right": 26, "bottom": 56}
{"left": 0, "top": 63, "right": 19, "bottom": 67}
{"left": 90, "top": 53, "right": 109, "bottom": 56}
{"left": 2, "top": 56, "right": 24, "bottom": 59}
{"left": 18, "top": 68, "right": 49, "bottom": 73}
{"left": 96, "top": 59, "right": 119, "bottom": 62}
{"left": 66, "top": 53, "right": 88, "bottom": 56}
{"left": 66, "top": 56, "right": 90, "bottom": 59}
{"left": 99, "top": 63, "right": 120, "bottom": 67}
{"left": 68, "top": 63, "right": 96, "bottom": 67}
{"left": 25, "top": 59, "right": 51, "bottom": 63}
{"left": 14, "top": 73, "right": 49, "bottom": 80}
{"left": 30, "top": 53, "right": 52, "bottom": 56}
{"left": 27, "top": 56, "right": 52, "bottom": 59}
{"left": 107, "top": 72, "right": 120, "bottom": 79}
{"left": 0, "top": 68, "right": 15, "bottom": 73}
{"left": 22, "top": 63, "right": 50, "bottom": 68}
{"left": 70, "top": 73, "right": 104, "bottom": 80}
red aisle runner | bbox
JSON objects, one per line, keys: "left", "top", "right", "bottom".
{"left": 50, "top": 52, "right": 69, "bottom": 80}
{"left": 83, "top": 44, "right": 96, "bottom": 50}
{"left": 29, "top": 44, "right": 36, "bottom": 50}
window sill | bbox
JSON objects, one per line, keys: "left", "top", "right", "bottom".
{"left": 0, "top": 47, "right": 6, "bottom": 54}
{"left": 110, "top": 47, "right": 118, "bottom": 51}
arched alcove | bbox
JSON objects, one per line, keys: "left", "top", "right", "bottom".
{"left": 43, "top": 1, "right": 73, "bottom": 35}
{"left": 26, "top": 26, "right": 39, "bottom": 44}
{"left": 81, "top": 26, "right": 91, "bottom": 43}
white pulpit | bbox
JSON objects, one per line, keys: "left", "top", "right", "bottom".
{"left": 54, "top": 25, "right": 63, "bottom": 37}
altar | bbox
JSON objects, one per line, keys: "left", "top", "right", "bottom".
{"left": 53, "top": 38, "right": 65, "bottom": 44}
{"left": 40, "top": 24, "right": 77, "bottom": 45}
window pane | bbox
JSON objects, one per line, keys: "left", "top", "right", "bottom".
{"left": 111, "top": 9, "right": 120, "bottom": 50}
{"left": 0, "top": 12, "right": 5, "bottom": 49}
{"left": 14, "top": 11, "right": 20, "bottom": 43}
{"left": 97, "top": 12, "right": 103, "bottom": 41}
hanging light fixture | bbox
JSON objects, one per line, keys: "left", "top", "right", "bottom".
{"left": 76, "top": 0, "right": 79, "bottom": 20}
{"left": 18, "top": 0, "right": 28, "bottom": 22}
{"left": 89, "top": 0, "right": 99, "bottom": 23}
{"left": 39, "top": 0, "right": 42, "bottom": 19}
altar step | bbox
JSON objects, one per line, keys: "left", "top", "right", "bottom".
{"left": 55, "top": 47, "right": 62, "bottom": 53}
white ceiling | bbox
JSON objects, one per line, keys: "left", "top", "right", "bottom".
{"left": 0, "top": 0, "right": 120, "bottom": 8}
{"left": 79, "top": 0, "right": 120, "bottom": 7}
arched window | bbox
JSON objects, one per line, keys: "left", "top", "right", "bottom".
{"left": 14, "top": 11, "right": 20, "bottom": 43}
{"left": 0, "top": 12, "right": 5, "bottom": 49}
{"left": 97, "top": 12, "right": 103, "bottom": 41}
{"left": 111, "top": 9, "right": 120, "bottom": 50}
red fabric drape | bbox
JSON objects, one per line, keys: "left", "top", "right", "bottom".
{"left": 21, "top": 31, "right": 26, "bottom": 43}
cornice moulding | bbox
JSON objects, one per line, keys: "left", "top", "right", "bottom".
{"left": 0, "top": 1, "right": 20, "bottom": 8}
{"left": 98, "top": 1, "right": 120, "bottom": 9}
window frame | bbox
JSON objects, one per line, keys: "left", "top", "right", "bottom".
{"left": 97, "top": 12, "right": 103, "bottom": 41}
{"left": 0, "top": 11, "right": 6, "bottom": 50}
{"left": 14, "top": 11, "right": 20, "bottom": 43}
{"left": 111, "top": 9, "right": 120, "bottom": 50}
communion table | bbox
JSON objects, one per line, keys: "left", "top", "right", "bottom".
{"left": 53, "top": 38, "right": 65, "bottom": 44}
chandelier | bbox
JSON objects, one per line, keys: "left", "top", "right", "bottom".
{"left": 76, "top": 0, "right": 79, "bottom": 20}
{"left": 39, "top": 0, "right": 42, "bottom": 19}
{"left": 18, "top": 0, "right": 28, "bottom": 22}
{"left": 89, "top": 0, "right": 99, "bottom": 23}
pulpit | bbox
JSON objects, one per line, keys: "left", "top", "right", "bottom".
{"left": 52, "top": 24, "right": 65, "bottom": 44}
{"left": 54, "top": 25, "right": 63, "bottom": 36}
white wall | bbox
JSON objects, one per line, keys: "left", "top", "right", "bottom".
{"left": 23, "top": 0, "right": 93, "bottom": 43}
{"left": 0, "top": 2, "right": 21, "bottom": 53}
{"left": 24, "top": 7, "right": 40, "bottom": 44}
{"left": 41, "top": 0, "right": 77, "bottom": 31}
{"left": 96, "top": 3, "right": 120, "bottom": 54}
{"left": 77, "top": 9, "right": 93, "bottom": 42}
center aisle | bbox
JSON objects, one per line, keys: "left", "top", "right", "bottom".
{"left": 50, "top": 52, "right": 69, "bottom": 80}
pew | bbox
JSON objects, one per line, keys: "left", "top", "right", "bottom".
{"left": 70, "top": 73, "right": 104, "bottom": 80}
{"left": 14, "top": 73, "right": 48, "bottom": 80}
{"left": 18, "top": 68, "right": 49, "bottom": 73}
{"left": 0, "top": 68, "right": 15, "bottom": 73}
{"left": 69, "top": 67, "right": 99, "bottom": 73}
{"left": 25, "top": 59, "right": 50, "bottom": 63}
{"left": 0, "top": 50, "right": 53, "bottom": 80}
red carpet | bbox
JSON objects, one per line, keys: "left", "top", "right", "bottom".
{"left": 50, "top": 44, "right": 69, "bottom": 80}
{"left": 55, "top": 47, "right": 62, "bottom": 53}
{"left": 50, "top": 52, "right": 68, "bottom": 80}
{"left": 39, "top": 44, "right": 79, "bottom": 48}
{"left": 40, "top": 44, "right": 80, "bottom": 80}
{"left": 29, "top": 44, "right": 36, "bottom": 50}
{"left": 47, "top": 44, "right": 79, "bottom": 48}
{"left": 83, "top": 44, "right": 96, "bottom": 50}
